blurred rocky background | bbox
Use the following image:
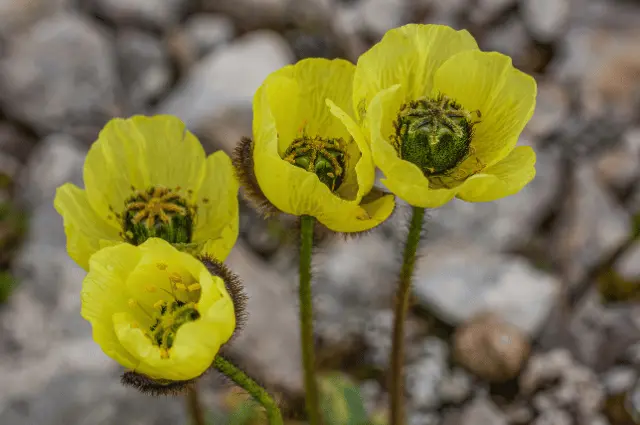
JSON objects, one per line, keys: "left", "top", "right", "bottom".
{"left": 0, "top": 0, "right": 639, "bottom": 424}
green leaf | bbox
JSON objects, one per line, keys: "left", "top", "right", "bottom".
{"left": 0, "top": 272, "right": 14, "bottom": 303}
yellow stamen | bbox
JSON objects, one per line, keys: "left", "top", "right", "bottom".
{"left": 187, "top": 283, "right": 201, "bottom": 292}
{"left": 153, "top": 300, "right": 166, "bottom": 310}
{"left": 169, "top": 272, "right": 182, "bottom": 284}
{"left": 175, "top": 283, "right": 187, "bottom": 291}
{"left": 156, "top": 263, "right": 168, "bottom": 271}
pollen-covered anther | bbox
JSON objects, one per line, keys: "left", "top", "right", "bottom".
{"left": 282, "top": 135, "right": 348, "bottom": 192}
{"left": 122, "top": 186, "right": 195, "bottom": 246}
{"left": 392, "top": 95, "right": 481, "bottom": 178}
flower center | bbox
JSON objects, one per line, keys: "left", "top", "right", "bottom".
{"left": 122, "top": 186, "right": 194, "bottom": 245}
{"left": 392, "top": 95, "right": 480, "bottom": 177}
{"left": 283, "top": 135, "right": 348, "bottom": 192}
{"left": 128, "top": 268, "right": 202, "bottom": 359}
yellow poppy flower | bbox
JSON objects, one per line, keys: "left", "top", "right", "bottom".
{"left": 242, "top": 58, "right": 395, "bottom": 232}
{"left": 54, "top": 115, "right": 239, "bottom": 270}
{"left": 351, "top": 24, "right": 537, "bottom": 208}
{"left": 81, "top": 238, "right": 238, "bottom": 384}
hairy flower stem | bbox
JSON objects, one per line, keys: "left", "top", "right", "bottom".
{"left": 214, "top": 356, "right": 284, "bottom": 425}
{"left": 186, "top": 384, "right": 206, "bottom": 425}
{"left": 389, "top": 206, "right": 426, "bottom": 425}
{"left": 299, "top": 215, "right": 321, "bottom": 425}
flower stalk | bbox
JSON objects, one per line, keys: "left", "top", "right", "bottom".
{"left": 299, "top": 215, "right": 321, "bottom": 425}
{"left": 214, "top": 356, "right": 284, "bottom": 425}
{"left": 389, "top": 206, "right": 425, "bottom": 425}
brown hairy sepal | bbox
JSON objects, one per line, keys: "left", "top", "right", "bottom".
{"left": 232, "top": 137, "right": 280, "bottom": 217}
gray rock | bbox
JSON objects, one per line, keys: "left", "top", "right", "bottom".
{"left": 459, "top": 397, "right": 508, "bottom": 425}
{"left": 613, "top": 241, "right": 640, "bottom": 282}
{"left": 601, "top": 366, "right": 638, "bottom": 395}
{"left": 305, "top": 232, "right": 402, "bottom": 355}
{"left": 0, "top": 122, "right": 36, "bottom": 163}
{"left": 0, "top": 0, "right": 70, "bottom": 39}
{"left": 202, "top": 0, "right": 331, "bottom": 30}
{"left": 406, "top": 337, "right": 449, "bottom": 410}
{"left": 503, "top": 402, "right": 534, "bottom": 424}
{"left": 358, "top": 380, "right": 384, "bottom": 417}
{"left": 551, "top": 26, "right": 640, "bottom": 121}
{"left": 481, "top": 16, "right": 531, "bottom": 70}
{"left": 585, "top": 416, "right": 612, "bottom": 425}
{"left": 361, "top": 309, "right": 425, "bottom": 370}
{"left": 0, "top": 369, "right": 184, "bottom": 425}
{"left": 181, "top": 14, "right": 235, "bottom": 60}
{"left": 89, "top": 0, "right": 188, "bottom": 30}
{"left": 17, "top": 134, "right": 85, "bottom": 209}
{"left": 628, "top": 343, "right": 640, "bottom": 365}
{"left": 412, "top": 243, "right": 560, "bottom": 336}
{"left": 156, "top": 30, "right": 294, "bottom": 152}
{"left": 468, "top": 0, "right": 517, "bottom": 25}
{"left": 520, "top": 0, "right": 570, "bottom": 42}
{"left": 223, "top": 242, "right": 303, "bottom": 396}
{"left": 361, "top": 0, "right": 407, "bottom": 38}
{"left": 531, "top": 409, "right": 573, "bottom": 425}
{"left": 422, "top": 0, "right": 468, "bottom": 27}
{"left": 550, "top": 163, "right": 632, "bottom": 285}
{"left": 595, "top": 128, "right": 640, "bottom": 193}
{"left": 521, "top": 349, "right": 605, "bottom": 420}
{"left": 568, "top": 289, "right": 640, "bottom": 370}
{"left": 116, "top": 30, "right": 171, "bottom": 111}
{"left": 408, "top": 412, "right": 441, "bottom": 425}
{"left": 628, "top": 378, "right": 640, "bottom": 422}
{"left": 520, "top": 349, "right": 574, "bottom": 394}
{"left": 0, "top": 13, "right": 120, "bottom": 138}
{"left": 438, "top": 368, "right": 473, "bottom": 405}
{"left": 526, "top": 81, "right": 571, "bottom": 139}
{"left": 427, "top": 144, "right": 562, "bottom": 252}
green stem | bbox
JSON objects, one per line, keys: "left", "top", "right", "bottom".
{"left": 186, "top": 383, "right": 206, "bottom": 425}
{"left": 299, "top": 215, "right": 321, "bottom": 425}
{"left": 389, "top": 206, "right": 425, "bottom": 425}
{"left": 214, "top": 356, "right": 284, "bottom": 425}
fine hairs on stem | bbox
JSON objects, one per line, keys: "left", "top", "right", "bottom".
{"left": 214, "top": 356, "right": 284, "bottom": 425}
{"left": 389, "top": 206, "right": 426, "bottom": 425}
{"left": 186, "top": 384, "right": 206, "bottom": 425}
{"left": 299, "top": 215, "right": 322, "bottom": 425}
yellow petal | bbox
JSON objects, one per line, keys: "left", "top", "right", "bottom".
{"left": 353, "top": 24, "right": 479, "bottom": 123}
{"left": 326, "top": 99, "right": 372, "bottom": 203}
{"left": 317, "top": 191, "right": 396, "bottom": 233}
{"left": 457, "top": 146, "right": 536, "bottom": 202}
{"left": 252, "top": 81, "right": 349, "bottom": 217}
{"left": 113, "top": 259, "right": 234, "bottom": 381}
{"left": 84, "top": 115, "right": 207, "bottom": 219}
{"left": 54, "top": 183, "right": 122, "bottom": 270}
{"left": 196, "top": 271, "right": 235, "bottom": 343}
{"left": 192, "top": 151, "right": 239, "bottom": 261}
{"left": 80, "top": 243, "right": 143, "bottom": 371}
{"left": 260, "top": 58, "right": 356, "bottom": 154}
{"left": 113, "top": 312, "right": 222, "bottom": 381}
{"left": 432, "top": 50, "right": 537, "bottom": 166}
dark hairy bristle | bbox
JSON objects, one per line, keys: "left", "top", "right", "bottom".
{"left": 121, "top": 371, "right": 195, "bottom": 396}
{"left": 232, "top": 137, "right": 280, "bottom": 217}
{"left": 198, "top": 256, "right": 248, "bottom": 339}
